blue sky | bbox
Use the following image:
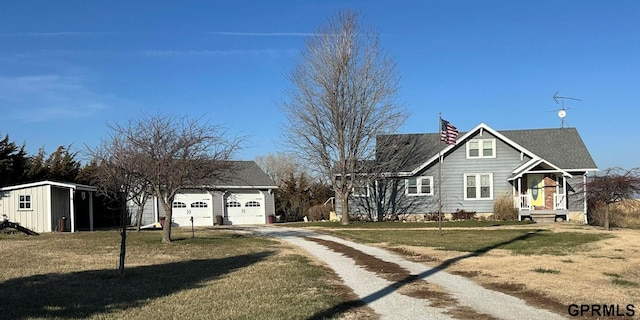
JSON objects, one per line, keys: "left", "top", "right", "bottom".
{"left": 0, "top": 0, "right": 638, "bottom": 170}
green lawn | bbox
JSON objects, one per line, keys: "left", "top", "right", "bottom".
{"left": 288, "top": 220, "right": 535, "bottom": 229}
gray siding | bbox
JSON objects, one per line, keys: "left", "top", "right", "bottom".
{"left": 262, "top": 190, "right": 275, "bottom": 216}
{"left": 342, "top": 131, "right": 533, "bottom": 218}
{"left": 211, "top": 191, "right": 224, "bottom": 218}
{"left": 566, "top": 175, "right": 586, "bottom": 212}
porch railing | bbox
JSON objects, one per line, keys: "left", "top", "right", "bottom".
{"left": 515, "top": 194, "right": 567, "bottom": 211}
{"left": 516, "top": 195, "right": 530, "bottom": 210}
{"left": 553, "top": 193, "right": 566, "bottom": 210}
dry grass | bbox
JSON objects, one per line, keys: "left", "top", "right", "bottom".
{"left": 0, "top": 228, "right": 369, "bottom": 320}
{"left": 381, "top": 224, "right": 640, "bottom": 307}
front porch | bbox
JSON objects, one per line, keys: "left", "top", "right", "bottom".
{"left": 512, "top": 171, "right": 570, "bottom": 222}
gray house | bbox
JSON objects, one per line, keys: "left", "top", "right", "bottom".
{"left": 131, "top": 161, "right": 277, "bottom": 227}
{"left": 339, "top": 123, "right": 598, "bottom": 223}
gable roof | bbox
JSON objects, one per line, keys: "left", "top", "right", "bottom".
{"left": 208, "top": 161, "right": 277, "bottom": 189}
{"left": 378, "top": 123, "right": 597, "bottom": 175}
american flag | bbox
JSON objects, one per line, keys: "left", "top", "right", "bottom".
{"left": 440, "top": 118, "right": 458, "bottom": 145}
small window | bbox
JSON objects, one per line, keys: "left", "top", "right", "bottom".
{"left": 464, "top": 173, "right": 493, "bottom": 200}
{"left": 405, "top": 177, "right": 433, "bottom": 196}
{"left": 467, "top": 139, "right": 496, "bottom": 159}
{"left": 191, "top": 201, "right": 208, "bottom": 208}
{"left": 172, "top": 201, "right": 187, "bottom": 208}
{"left": 352, "top": 182, "right": 370, "bottom": 197}
{"left": 226, "top": 201, "right": 241, "bottom": 207}
{"left": 19, "top": 195, "right": 32, "bottom": 210}
{"left": 245, "top": 201, "right": 261, "bottom": 207}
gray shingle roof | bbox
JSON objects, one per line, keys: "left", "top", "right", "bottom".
{"left": 500, "top": 127, "right": 597, "bottom": 170}
{"left": 377, "top": 125, "right": 597, "bottom": 173}
{"left": 210, "top": 161, "right": 277, "bottom": 188}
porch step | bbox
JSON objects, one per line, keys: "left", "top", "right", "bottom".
{"left": 520, "top": 210, "right": 568, "bottom": 222}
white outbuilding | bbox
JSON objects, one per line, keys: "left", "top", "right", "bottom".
{"left": 0, "top": 180, "right": 96, "bottom": 233}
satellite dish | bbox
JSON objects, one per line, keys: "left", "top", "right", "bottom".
{"left": 558, "top": 109, "right": 566, "bottom": 119}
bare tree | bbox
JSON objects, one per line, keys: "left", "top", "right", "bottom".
{"left": 86, "top": 134, "right": 143, "bottom": 276}
{"left": 281, "top": 10, "right": 407, "bottom": 224}
{"left": 585, "top": 167, "right": 640, "bottom": 230}
{"left": 255, "top": 153, "right": 302, "bottom": 186}
{"left": 104, "top": 113, "right": 242, "bottom": 243}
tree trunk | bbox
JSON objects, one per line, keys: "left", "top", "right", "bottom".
{"left": 118, "top": 203, "right": 127, "bottom": 276}
{"left": 136, "top": 204, "right": 144, "bottom": 232}
{"left": 161, "top": 202, "right": 172, "bottom": 243}
{"left": 604, "top": 203, "right": 610, "bottom": 230}
{"left": 340, "top": 191, "right": 350, "bottom": 225}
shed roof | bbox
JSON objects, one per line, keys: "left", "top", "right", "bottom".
{"left": 0, "top": 180, "right": 97, "bottom": 192}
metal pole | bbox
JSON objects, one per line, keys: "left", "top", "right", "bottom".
{"left": 190, "top": 216, "right": 194, "bottom": 238}
{"left": 438, "top": 113, "right": 443, "bottom": 236}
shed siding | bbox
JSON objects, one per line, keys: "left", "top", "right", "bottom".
{"left": 211, "top": 191, "right": 224, "bottom": 217}
{"left": 0, "top": 185, "right": 51, "bottom": 233}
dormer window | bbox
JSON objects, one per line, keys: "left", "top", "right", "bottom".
{"left": 467, "top": 139, "right": 496, "bottom": 159}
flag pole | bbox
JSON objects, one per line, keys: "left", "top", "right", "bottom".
{"left": 438, "top": 113, "right": 443, "bottom": 237}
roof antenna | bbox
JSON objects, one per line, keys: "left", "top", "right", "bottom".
{"left": 552, "top": 92, "right": 581, "bottom": 128}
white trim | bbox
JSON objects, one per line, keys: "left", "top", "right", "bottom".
{"left": 0, "top": 180, "right": 97, "bottom": 192}
{"left": 466, "top": 138, "right": 496, "bottom": 159}
{"left": 352, "top": 183, "right": 370, "bottom": 197}
{"left": 464, "top": 173, "right": 494, "bottom": 200}
{"left": 405, "top": 176, "right": 434, "bottom": 196}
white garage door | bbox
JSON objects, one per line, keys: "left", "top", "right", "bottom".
{"left": 225, "top": 191, "right": 265, "bottom": 225}
{"left": 172, "top": 193, "right": 213, "bottom": 227}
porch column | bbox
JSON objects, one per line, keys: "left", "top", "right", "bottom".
{"left": 69, "top": 188, "right": 76, "bottom": 233}
{"left": 89, "top": 191, "right": 94, "bottom": 231}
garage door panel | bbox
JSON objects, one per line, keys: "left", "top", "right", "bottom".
{"left": 224, "top": 192, "right": 265, "bottom": 225}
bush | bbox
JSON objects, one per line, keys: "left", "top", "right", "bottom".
{"left": 451, "top": 209, "right": 476, "bottom": 220}
{"left": 423, "top": 212, "right": 440, "bottom": 221}
{"left": 307, "top": 204, "right": 332, "bottom": 221}
{"left": 493, "top": 193, "right": 518, "bottom": 221}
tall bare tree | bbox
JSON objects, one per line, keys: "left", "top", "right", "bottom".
{"left": 107, "top": 113, "right": 242, "bottom": 243}
{"left": 281, "top": 10, "right": 407, "bottom": 224}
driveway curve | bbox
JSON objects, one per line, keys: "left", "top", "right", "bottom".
{"left": 252, "top": 226, "right": 566, "bottom": 320}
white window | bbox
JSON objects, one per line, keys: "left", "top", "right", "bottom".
{"left": 172, "top": 201, "right": 187, "bottom": 208}
{"left": 226, "top": 201, "right": 241, "bottom": 207}
{"left": 245, "top": 201, "right": 261, "bottom": 207}
{"left": 352, "top": 183, "right": 370, "bottom": 197}
{"left": 190, "top": 202, "right": 208, "bottom": 208}
{"left": 405, "top": 176, "right": 433, "bottom": 196}
{"left": 19, "top": 195, "right": 32, "bottom": 210}
{"left": 467, "top": 139, "right": 496, "bottom": 158}
{"left": 464, "top": 173, "right": 493, "bottom": 200}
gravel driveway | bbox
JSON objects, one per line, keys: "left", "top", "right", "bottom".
{"left": 253, "top": 226, "right": 566, "bottom": 320}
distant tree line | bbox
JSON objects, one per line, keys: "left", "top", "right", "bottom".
{"left": 0, "top": 134, "right": 85, "bottom": 186}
